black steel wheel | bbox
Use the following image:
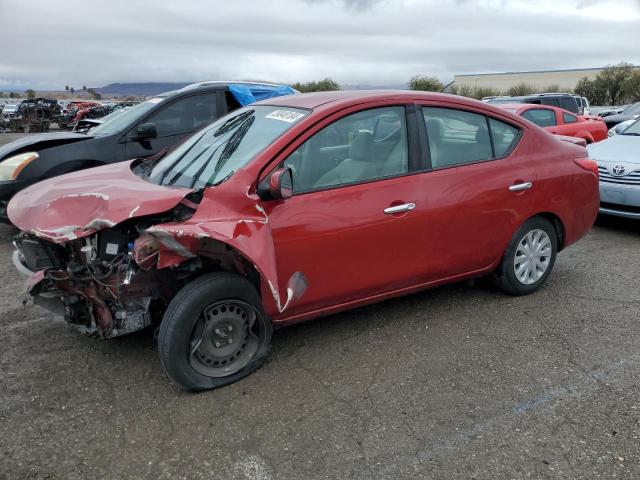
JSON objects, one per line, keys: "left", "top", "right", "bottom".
{"left": 158, "top": 272, "right": 272, "bottom": 391}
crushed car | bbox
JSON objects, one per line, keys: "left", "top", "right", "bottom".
{"left": 0, "top": 98, "right": 61, "bottom": 132}
{"left": 9, "top": 91, "right": 599, "bottom": 391}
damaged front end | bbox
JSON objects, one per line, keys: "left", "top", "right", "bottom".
{"left": 13, "top": 220, "right": 186, "bottom": 337}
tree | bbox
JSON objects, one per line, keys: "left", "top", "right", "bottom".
{"left": 456, "top": 85, "right": 502, "bottom": 100}
{"left": 65, "top": 85, "right": 69, "bottom": 91}
{"left": 82, "top": 85, "right": 87, "bottom": 91}
{"left": 70, "top": 87, "right": 75, "bottom": 94}
{"left": 595, "top": 63, "right": 635, "bottom": 106}
{"left": 9, "top": 92, "right": 15, "bottom": 98}
{"left": 623, "top": 71, "right": 640, "bottom": 103}
{"left": 506, "top": 82, "right": 537, "bottom": 96}
{"left": 87, "top": 88, "right": 102, "bottom": 100}
{"left": 408, "top": 75, "right": 444, "bottom": 92}
{"left": 541, "top": 84, "right": 561, "bottom": 93}
{"left": 291, "top": 78, "right": 339, "bottom": 92}
{"left": 25, "top": 89, "right": 36, "bottom": 99}
{"left": 574, "top": 76, "right": 605, "bottom": 105}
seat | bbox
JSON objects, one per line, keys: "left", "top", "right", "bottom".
{"left": 313, "top": 131, "right": 374, "bottom": 188}
{"left": 425, "top": 118, "right": 445, "bottom": 167}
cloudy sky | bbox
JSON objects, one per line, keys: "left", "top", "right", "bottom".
{"left": 0, "top": 0, "right": 639, "bottom": 90}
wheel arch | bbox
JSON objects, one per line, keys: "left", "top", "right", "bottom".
{"left": 530, "top": 211, "right": 566, "bottom": 251}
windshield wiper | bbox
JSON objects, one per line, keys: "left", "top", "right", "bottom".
{"left": 620, "top": 132, "right": 640, "bottom": 136}
{"left": 213, "top": 110, "right": 254, "bottom": 137}
{"left": 206, "top": 115, "right": 255, "bottom": 185}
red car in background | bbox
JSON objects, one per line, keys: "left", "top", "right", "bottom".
{"left": 9, "top": 91, "right": 600, "bottom": 391}
{"left": 498, "top": 103, "right": 608, "bottom": 144}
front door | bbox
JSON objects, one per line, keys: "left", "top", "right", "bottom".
{"left": 264, "top": 105, "right": 431, "bottom": 317}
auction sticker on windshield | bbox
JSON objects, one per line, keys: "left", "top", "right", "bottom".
{"left": 265, "top": 110, "right": 306, "bottom": 123}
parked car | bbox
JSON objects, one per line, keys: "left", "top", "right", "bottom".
{"left": 608, "top": 118, "right": 636, "bottom": 137}
{"left": 497, "top": 103, "right": 607, "bottom": 143}
{"left": 600, "top": 102, "right": 640, "bottom": 129}
{"left": 597, "top": 105, "right": 629, "bottom": 118}
{"left": 587, "top": 118, "right": 640, "bottom": 219}
{"left": 8, "top": 91, "right": 599, "bottom": 391}
{"left": 486, "top": 93, "right": 581, "bottom": 114}
{"left": 0, "top": 81, "right": 296, "bottom": 221}
{"left": 574, "top": 95, "right": 591, "bottom": 116}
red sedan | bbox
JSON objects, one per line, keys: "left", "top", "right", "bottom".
{"left": 9, "top": 91, "right": 599, "bottom": 390}
{"left": 498, "top": 103, "right": 608, "bottom": 143}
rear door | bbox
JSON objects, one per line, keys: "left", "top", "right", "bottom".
{"left": 124, "top": 92, "right": 220, "bottom": 159}
{"left": 554, "top": 111, "right": 580, "bottom": 137}
{"left": 413, "top": 103, "right": 534, "bottom": 279}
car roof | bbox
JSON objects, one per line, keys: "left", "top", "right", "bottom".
{"left": 256, "top": 90, "right": 486, "bottom": 109}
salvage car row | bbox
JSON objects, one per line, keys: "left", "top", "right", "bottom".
{"left": 1, "top": 82, "right": 638, "bottom": 391}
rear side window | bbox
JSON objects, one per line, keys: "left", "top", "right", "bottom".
{"left": 488, "top": 118, "right": 520, "bottom": 157}
{"left": 422, "top": 107, "right": 492, "bottom": 168}
{"left": 521, "top": 108, "right": 557, "bottom": 127}
{"left": 563, "top": 112, "right": 578, "bottom": 123}
{"left": 558, "top": 97, "right": 579, "bottom": 113}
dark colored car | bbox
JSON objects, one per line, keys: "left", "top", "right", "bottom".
{"left": 0, "top": 81, "right": 296, "bottom": 221}
{"left": 599, "top": 101, "right": 640, "bottom": 129}
{"left": 486, "top": 93, "right": 581, "bottom": 114}
{"left": 9, "top": 91, "right": 599, "bottom": 391}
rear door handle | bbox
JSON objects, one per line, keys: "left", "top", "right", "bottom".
{"left": 384, "top": 203, "right": 416, "bottom": 214}
{"left": 509, "top": 182, "right": 533, "bottom": 192}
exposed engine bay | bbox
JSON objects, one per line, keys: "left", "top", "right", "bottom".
{"left": 12, "top": 201, "right": 258, "bottom": 338}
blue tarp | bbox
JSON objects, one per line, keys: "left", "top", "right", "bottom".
{"left": 229, "top": 84, "right": 296, "bottom": 106}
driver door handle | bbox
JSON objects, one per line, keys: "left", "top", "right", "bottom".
{"left": 509, "top": 182, "right": 533, "bottom": 192}
{"left": 384, "top": 203, "right": 416, "bottom": 214}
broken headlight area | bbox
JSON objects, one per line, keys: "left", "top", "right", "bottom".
{"left": 15, "top": 226, "right": 185, "bottom": 338}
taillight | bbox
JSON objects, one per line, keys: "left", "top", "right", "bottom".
{"left": 574, "top": 157, "right": 599, "bottom": 177}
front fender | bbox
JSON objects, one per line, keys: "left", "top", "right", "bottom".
{"left": 140, "top": 205, "right": 307, "bottom": 316}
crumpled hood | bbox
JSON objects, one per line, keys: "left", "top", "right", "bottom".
{"left": 0, "top": 131, "right": 91, "bottom": 161}
{"left": 8, "top": 160, "right": 192, "bottom": 242}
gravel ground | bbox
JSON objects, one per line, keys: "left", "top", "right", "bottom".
{"left": 1, "top": 133, "right": 639, "bottom": 479}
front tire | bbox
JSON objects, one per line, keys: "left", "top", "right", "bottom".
{"left": 494, "top": 217, "right": 558, "bottom": 296}
{"left": 158, "top": 272, "right": 272, "bottom": 391}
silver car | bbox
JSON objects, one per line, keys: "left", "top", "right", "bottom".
{"left": 587, "top": 119, "right": 640, "bottom": 219}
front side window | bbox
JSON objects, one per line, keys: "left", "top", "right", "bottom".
{"left": 422, "top": 107, "right": 492, "bottom": 168}
{"left": 521, "top": 108, "right": 557, "bottom": 128}
{"left": 282, "top": 106, "right": 408, "bottom": 193}
{"left": 145, "top": 105, "right": 308, "bottom": 188}
{"left": 563, "top": 112, "right": 578, "bottom": 124}
{"left": 144, "top": 93, "right": 219, "bottom": 137}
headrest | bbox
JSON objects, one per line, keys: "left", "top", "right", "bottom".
{"left": 349, "top": 130, "right": 374, "bottom": 162}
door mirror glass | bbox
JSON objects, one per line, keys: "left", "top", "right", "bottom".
{"left": 267, "top": 168, "right": 293, "bottom": 199}
{"left": 133, "top": 123, "right": 157, "bottom": 141}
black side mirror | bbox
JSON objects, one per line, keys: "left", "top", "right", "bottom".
{"left": 258, "top": 168, "right": 293, "bottom": 200}
{"left": 133, "top": 123, "right": 157, "bottom": 141}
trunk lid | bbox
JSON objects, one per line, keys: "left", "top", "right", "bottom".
{"left": 8, "top": 160, "right": 192, "bottom": 242}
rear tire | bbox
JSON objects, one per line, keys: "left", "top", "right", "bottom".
{"left": 158, "top": 272, "right": 272, "bottom": 391}
{"left": 494, "top": 217, "right": 558, "bottom": 296}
